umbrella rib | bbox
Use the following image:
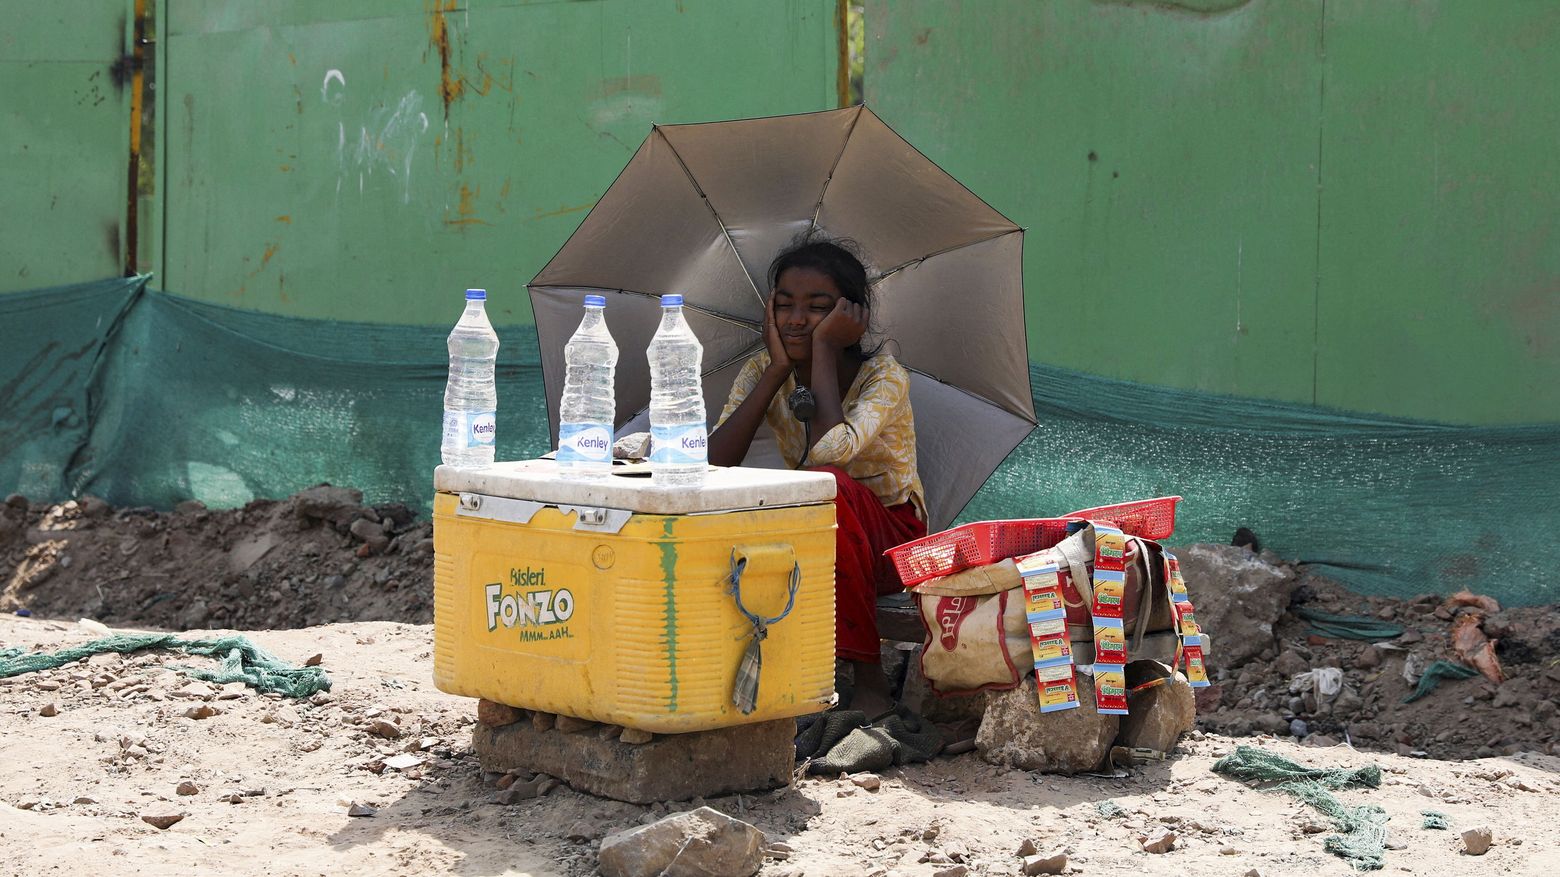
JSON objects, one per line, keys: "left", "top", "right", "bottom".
{"left": 651, "top": 127, "right": 766, "bottom": 312}
{"left": 806, "top": 104, "right": 866, "bottom": 238}
{"left": 528, "top": 284, "right": 761, "bottom": 332}
{"left": 874, "top": 227, "right": 1024, "bottom": 282}
{"left": 902, "top": 363, "right": 1039, "bottom": 426}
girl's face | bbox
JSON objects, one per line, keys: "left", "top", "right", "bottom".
{"left": 771, "top": 266, "right": 845, "bottom": 364}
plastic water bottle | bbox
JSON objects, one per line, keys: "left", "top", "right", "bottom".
{"left": 557, "top": 295, "right": 618, "bottom": 479}
{"left": 441, "top": 288, "right": 499, "bottom": 468}
{"left": 648, "top": 294, "right": 707, "bottom": 488}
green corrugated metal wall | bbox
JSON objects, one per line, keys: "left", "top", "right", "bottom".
{"left": 866, "top": 0, "right": 1560, "bottom": 426}
{"left": 153, "top": 0, "right": 840, "bottom": 327}
{"left": 0, "top": 0, "right": 132, "bottom": 291}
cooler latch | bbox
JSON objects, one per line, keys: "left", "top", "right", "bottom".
{"left": 456, "top": 492, "right": 631, "bottom": 534}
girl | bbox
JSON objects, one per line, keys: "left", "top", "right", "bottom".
{"left": 708, "top": 237, "right": 925, "bottom": 720}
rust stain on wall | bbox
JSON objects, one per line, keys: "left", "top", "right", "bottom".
{"left": 427, "top": 0, "right": 463, "bottom": 118}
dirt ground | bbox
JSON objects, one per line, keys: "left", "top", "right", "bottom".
{"left": 4, "top": 614, "right": 1558, "bottom": 877}
{"left": 4, "top": 490, "right": 1560, "bottom": 876}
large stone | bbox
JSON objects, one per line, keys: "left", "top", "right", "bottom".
{"left": 290, "top": 484, "right": 363, "bottom": 526}
{"left": 598, "top": 807, "right": 764, "bottom": 877}
{"left": 1172, "top": 544, "right": 1297, "bottom": 670}
{"left": 1116, "top": 663, "right": 1197, "bottom": 753}
{"left": 976, "top": 674, "right": 1117, "bottom": 774}
{"left": 473, "top": 718, "right": 794, "bottom": 804}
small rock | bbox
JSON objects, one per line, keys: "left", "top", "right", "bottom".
{"left": 530, "top": 711, "right": 556, "bottom": 732}
{"left": 73, "top": 796, "right": 97, "bottom": 805}
{"left": 597, "top": 807, "right": 765, "bottom": 877}
{"left": 367, "top": 719, "right": 402, "bottom": 739}
{"left": 383, "top": 754, "right": 425, "bottom": 771}
{"left": 477, "top": 698, "right": 524, "bottom": 728}
{"left": 1022, "top": 849, "right": 1068, "bottom": 875}
{"left": 1220, "top": 846, "right": 1238, "bottom": 855}
{"left": 932, "top": 867, "right": 969, "bottom": 877}
{"left": 141, "top": 811, "right": 186, "bottom": 830}
{"left": 1289, "top": 719, "right": 1309, "bottom": 738}
{"left": 922, "top": 823, "right": 941, "bottom": 841}
{"left": 35, "top": 680, "right": 61, "bottom": 691}
{"left": 347, "top": 802, "right": 377, "bottom": 817}
{"left": 1244, "top": 870, "right": 1265, "bottom": 877}
{"left": 564, "top": 819, "right": 601, "bottom": 842}
{"left": 324, "top": 575, "right": 346, "bottom": 589}
{"left": 175, "top": 681, "right": 215, "bottom": 699}
{"left": 851, "top": 773, "right": 882, "bottom": 792}
{"left": 176, "top": 781, "right": 200, "bottom": 796}
{"left": 1355, "top": 646, "right": 1381, "bottom": 670}
{"left": 555, "top": 715, "right": 595, "bottom": 734}
{"left": 184, "top": 704, "right": 219, "bottom": 720}
{"left": 304, "top": 653, "right": 324, "bottom": 667}
{"left": 1399, "top": 629, "right": 1424, "bottom": 644}
{"left": 620, "top": 727, "right": 654, "bottom": 745}
{"left": 1016, "top": 838, "right": 1039, "bottom": 857}
{"left": 1138, "top": 826, "right": 1177, "bottom": 853}
{"left": 39, "top": 703, "right": 58, "bottom": 717}
{"left": 1461, "top": 826, "right": 1493, "bottom": 856}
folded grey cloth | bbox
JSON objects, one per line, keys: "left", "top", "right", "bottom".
{"left": 795, "top": 705, "right": 943, "bottom": 774}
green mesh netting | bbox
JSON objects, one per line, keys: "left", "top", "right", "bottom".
{"left": 1213, "top": 745, "right": 1388, "bottom": 871}
{"left": 1421, "top": 810, "right": 1452, "bottom": 830}
{"left": 1292, "top": 607, "right": 1405, "bottom": 642}
{"left": 4, "top": 277, "right": 1558, "bottom": 606}
{"left": 1, "top": 278, "right": 543, "bottom": 511}
{"left": 0, "top": 632, "right": 330, "bottom": 698}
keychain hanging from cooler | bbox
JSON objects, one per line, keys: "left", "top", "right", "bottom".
{"left": 1163, "top": 551, "right": 1209, "bottom": 688}
{"left": 1089, "top": 522, "right": 1130, "bottom": 715}
{"left": 1017, "top": 555, "right": 1080, "bottom": 712}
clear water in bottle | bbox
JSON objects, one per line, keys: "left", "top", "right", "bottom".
{"left": 647, "top": 294, "right": 707, "bottom": 488}
{"left": 441, "top": 288, "right": 500, "bottom": 468}
{"left": 558, "top": 295, "right": 618, "bottom": 479}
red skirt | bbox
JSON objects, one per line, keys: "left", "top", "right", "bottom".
{"left": 810, "top": 465, "right": 926, "bottom": 663}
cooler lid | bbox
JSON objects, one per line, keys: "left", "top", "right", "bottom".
{"left": 434, "top": 460, "right": 836, "bottom": 515}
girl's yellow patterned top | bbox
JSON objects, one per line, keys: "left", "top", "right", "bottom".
{"left": 717, "top": 351, "right": 926, "bottom": 522}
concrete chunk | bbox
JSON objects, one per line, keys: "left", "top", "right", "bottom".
{"left": 473, "top": 718, "right": 794, "bottom": 804}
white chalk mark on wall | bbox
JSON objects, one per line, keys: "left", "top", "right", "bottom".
{"left": 321, "top": 69, "right": 346, "bottom": 103}
{"left": 328, "top": 85, "right": 428, "bottom": 205}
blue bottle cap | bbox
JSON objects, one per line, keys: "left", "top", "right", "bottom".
{"left": 661, "top": 294, "right": 683, "bottom": 307}
{"left": 465, "top": 288, "right": 487, "bottom": 301}
{"left": 583, "top": 294, "right": 606, "bottom": 307}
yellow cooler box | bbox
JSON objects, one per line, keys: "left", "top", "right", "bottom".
{"left": 432, "top": 460, "right": 838, "bottom": 734}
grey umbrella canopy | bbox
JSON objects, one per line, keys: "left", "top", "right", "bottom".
{"left": 529, "top": 105, "right": 1034, "bottom": 532}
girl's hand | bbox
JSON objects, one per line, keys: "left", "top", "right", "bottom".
{"left": 813, "top": 298, "right": 867, "bottom": 353}
{"left": 763, "top": 297, "right": 792, "bottom": 370}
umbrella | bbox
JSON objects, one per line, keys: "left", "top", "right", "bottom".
{"left": 528, "top": 105, "right": 1034, "bottom": 532}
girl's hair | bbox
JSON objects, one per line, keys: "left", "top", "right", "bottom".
{"left": 766, "top": 234, "right": 879, "bottom": 359}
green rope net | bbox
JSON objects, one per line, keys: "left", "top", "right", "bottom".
{"left": 1421, "top": 810, "right": 1452, "bottom": 830}
{"left": 0, "top": 633, "right": 330, "bottom": 698}
{"left": 1213, "top": 745, "right": 1387, "bottom": 871}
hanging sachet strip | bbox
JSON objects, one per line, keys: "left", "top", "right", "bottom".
{"left": 1017, "top": 554, "right": 1079, "bottom": 713}
{"left": 1090, "top": 522, "right": 1129, "bottom": 715}
{"left": 1162, "top": 550, "right": 1209, "bottom": 688}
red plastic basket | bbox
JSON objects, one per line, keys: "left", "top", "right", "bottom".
{"left": 887, "top": 518, "right": 1073, "bottom": 588}
{"left": 1063, "top": 496, "right": 1181, "bottom": 541}
{"left": 884, "top": 496, "right": 1182, "bottom": 588}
